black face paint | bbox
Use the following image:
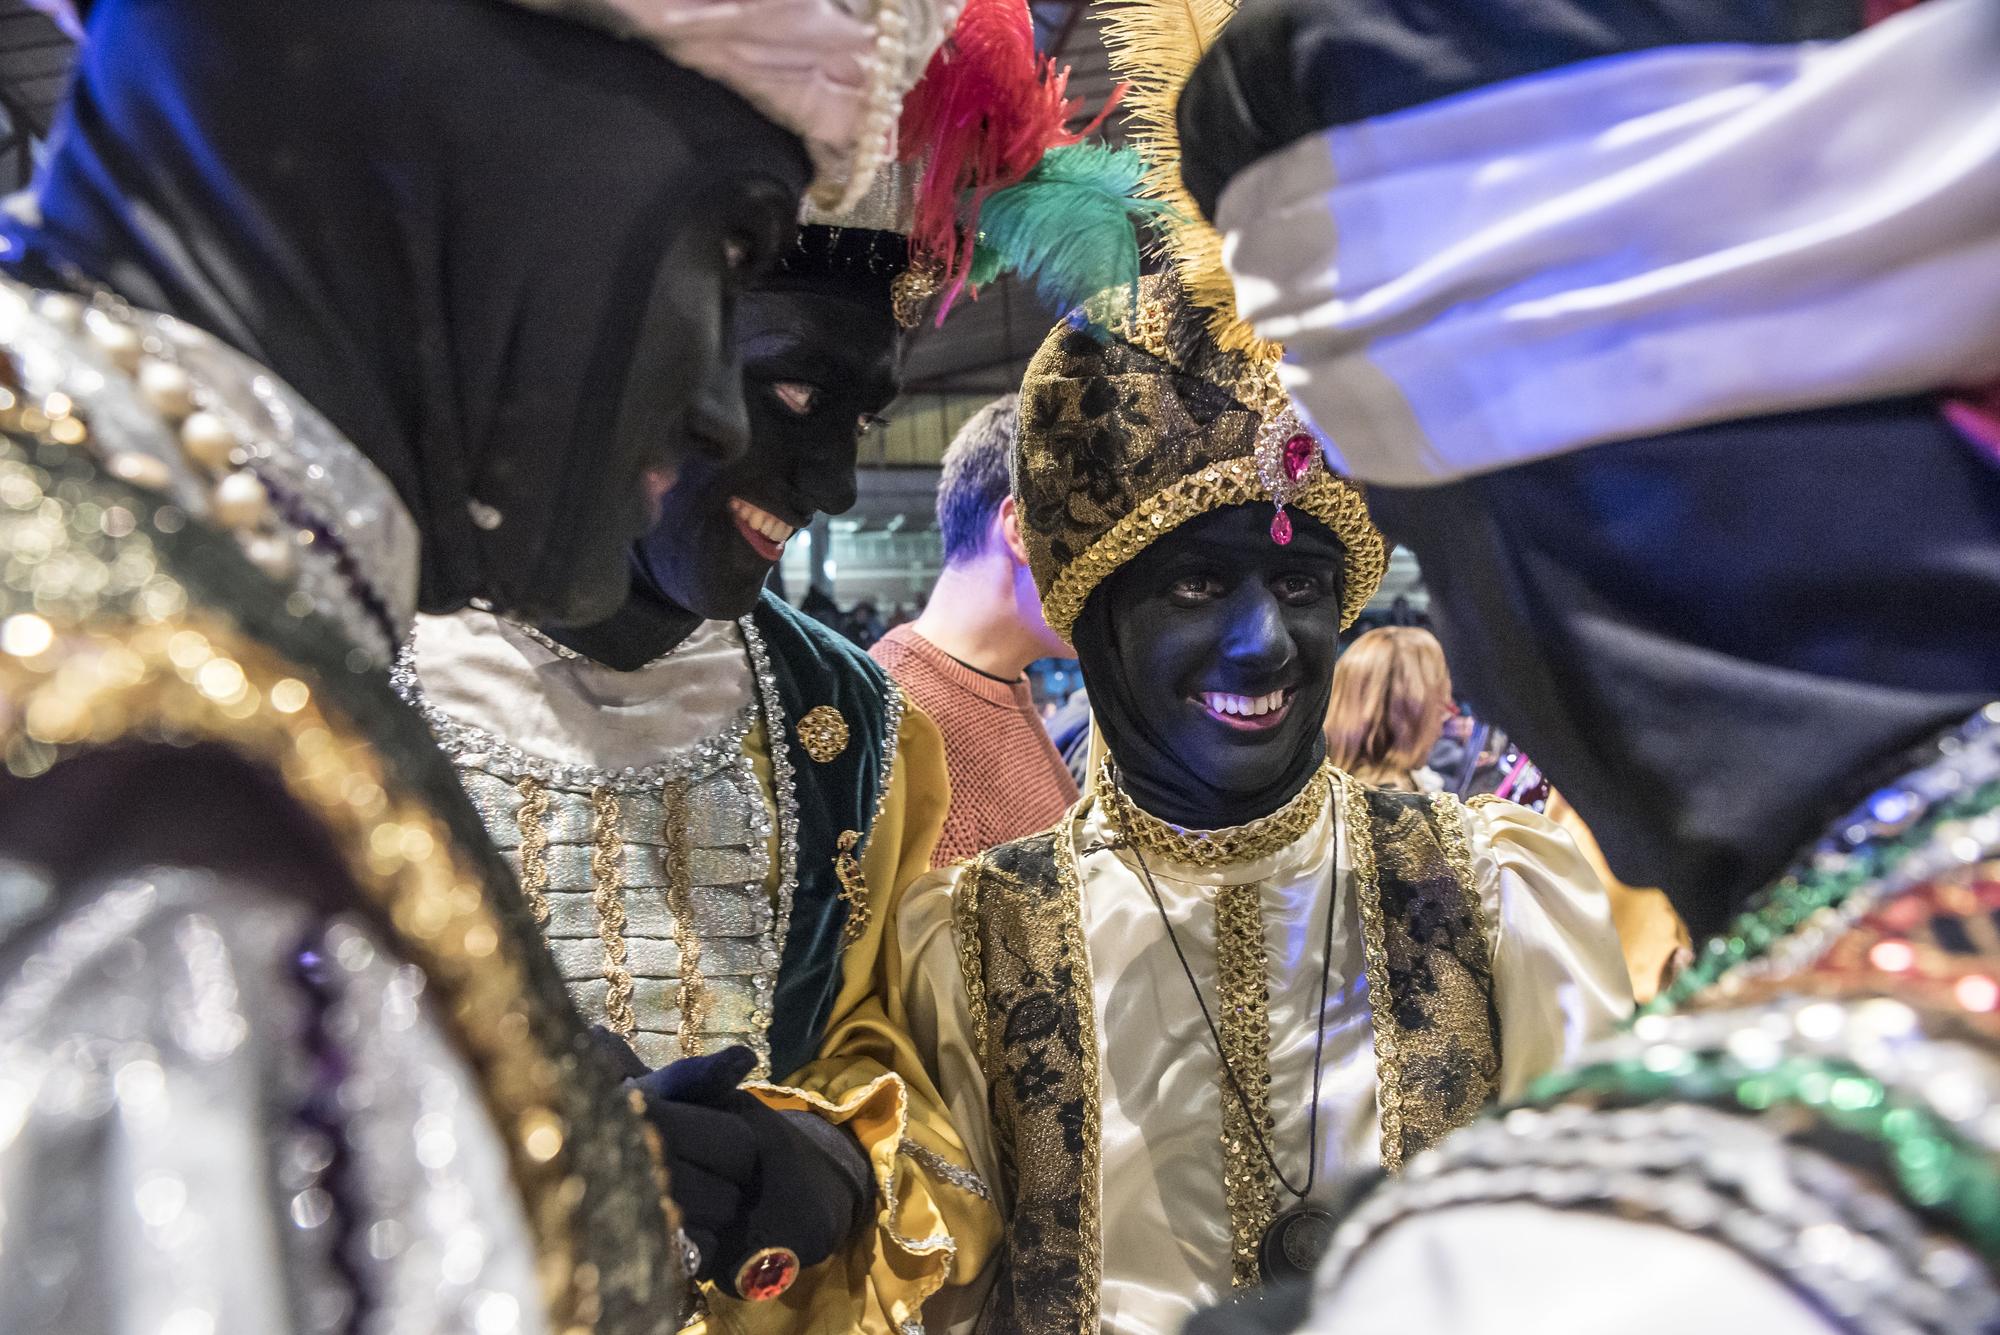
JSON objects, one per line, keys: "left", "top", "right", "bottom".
{"left": 1075, "top": 504, "right": 1346, "bottom": 831}
{"left": 632, "top": 285, "right": 900, "bottom": 629}
{"left": 13, "top": 0, "right": 811, "bottom": 627}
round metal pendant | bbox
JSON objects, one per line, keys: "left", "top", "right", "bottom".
{"left": 1259, "top": 1204, "right": 1336, "bottom": 1285}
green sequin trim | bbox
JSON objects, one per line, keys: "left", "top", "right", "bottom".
{"left": 1528, "top": 1051, "right": 2000, "bottom": 1256}
{"left": 1647, "top": 776, "right": 2000, "bottom": 1014}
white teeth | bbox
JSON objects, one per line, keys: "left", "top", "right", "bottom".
{"left": 1198, "top": 689, "right": 1290, "bottom": 718}
{"left": 729, "top": 498, "right": 796, "bottom": 544}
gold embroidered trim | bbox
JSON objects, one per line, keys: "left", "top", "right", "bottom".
{"left": 1341, "top": 773, "right": 1406, "bottom": 1173}
{"left": 662, "top": 775, "right": 707, "bottom": 1056}
{"left": 1430, "top": 792, "right": 1486, "bottom": 929}
{"left": 1098, "top": 757, "right": 1333, "bottom": 869}
{"left": 1053, "top": 830, "right": 1105, "bottom": 1334}
{"left": 1214, "top": 880, "right": 1278, "bottom": 1288}
{"left": 515, "top": 776, "right": 551, "bottom": 927}
{"left": 954, "top": 857, "right": 991, "bottom": 1061}
{"left": 590, "top": 786, "right": 638, "bottom": 1039}
{"left": 1466, "top": 793, "right": 1508, "bottom": 812}
{"left": 1039, "top": 455, "right": 1384, "bottom": 642}
{"left": 834, "top": 829, "right": 871, "bottom": 944}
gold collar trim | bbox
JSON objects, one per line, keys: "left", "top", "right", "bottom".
{"left": 1096, "top": 757, "right": 1333, "bottom": 869}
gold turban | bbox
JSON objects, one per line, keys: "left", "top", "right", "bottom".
{"left": 1013, "top": 274, "right": 1386, "bottom": 642}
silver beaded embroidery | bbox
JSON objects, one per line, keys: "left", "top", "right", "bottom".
{"left": 396, "top": 615, "right": 805, "bottom": 1078}
{"left": 897, "top": 1138, "right": 992, "bottom": 1201}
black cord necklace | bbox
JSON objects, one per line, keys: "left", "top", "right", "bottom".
{"left": 1127, "top": 834, "right": 1342, "bottom": 1284}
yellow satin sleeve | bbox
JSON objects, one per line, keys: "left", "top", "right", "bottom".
{"left": 1465, "top": 796, "right": 1636, "bottom": 1101}
{"left": 703, "top": 701, "right": 1002, "bottom": 1335}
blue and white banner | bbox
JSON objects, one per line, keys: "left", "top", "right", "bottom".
{"left": 1216, "top": 0, "right": 2000, "bottom": 487}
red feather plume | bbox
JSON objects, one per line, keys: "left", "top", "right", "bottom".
{"left": 898, "top": 0, "right": 1124, "bottom": 310}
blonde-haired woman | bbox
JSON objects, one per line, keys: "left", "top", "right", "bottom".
{"left": 1325, "top": 626, "right": 1456, "bottom": 791}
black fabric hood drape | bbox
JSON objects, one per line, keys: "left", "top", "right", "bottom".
{"left": 1372, "top": 405, "right": 2000, "bottom": 939}
{"left": 1073, "top": 550, "right": 1333, "bottom": 834}
{"left": 7, "top": 0, "right": 809, "bottom": 623}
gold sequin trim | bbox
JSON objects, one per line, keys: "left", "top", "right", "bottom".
{"left": 1214, "top": 880, "right": 1278, "bottom": 1288}
{"left": 1341, "top": 773, "right": 1406, "bottom": 1173}
{"left": 590, "top": 786, "right": 638, "bottom": 1040}
{"left": 662, "top": 775, "right": 707, "bottom": 1056}
{"left": 1430, "top": 792, "right": 1486, "bottom": 928}
{"left": 514, "top": 776, "right": 551, "bottom": 927}
{"left": 1039, "top": 455, "right": 1384, "bottom": 642}
{"left": 1098, "top": 757, "right": 1333, "bottom": 870}
{"left": 795, "top": 704, "right": 850, "bottom": 764}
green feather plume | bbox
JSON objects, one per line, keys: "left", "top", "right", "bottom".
{"left": 967, "top": 143, "right": 1178, "bottom": 336}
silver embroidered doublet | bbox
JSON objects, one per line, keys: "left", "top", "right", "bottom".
{"left": 398, "top": 616, "right": 801, "bottom": 1075}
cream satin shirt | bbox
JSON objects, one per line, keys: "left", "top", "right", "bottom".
{"left": 902, "top": 784, "right": 1633, "bottom": 1334}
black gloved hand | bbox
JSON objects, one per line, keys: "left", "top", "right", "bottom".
{"left": 627, "top": 1045, "right": 876, "bottom": 1299}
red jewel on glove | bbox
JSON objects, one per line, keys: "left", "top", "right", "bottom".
{"left": 735, "top": 1246, "right": 802, "bottom": 1302}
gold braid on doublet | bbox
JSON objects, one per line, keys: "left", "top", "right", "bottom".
{"left": 1212, "top": 881, "right": 1278, "bottom": 1288}
{"left": 1097, "top": 756, "right": 1332, "bottom": 870}
{"left": 1014, "top": 275, "right": 1386, "bottom": 643}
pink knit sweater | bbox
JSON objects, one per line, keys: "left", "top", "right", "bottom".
{"left": 870, "top": 625, "right": 1080, "bottom": 868}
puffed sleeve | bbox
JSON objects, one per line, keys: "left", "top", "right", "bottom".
{"left": 1463, "top": 797, "right": 1634, "bottom": 1099}
{"left": 713, "top": 705, "right": 1002, "bottom": 1335}
{"left": 1305, "top": 1203, "right": 1842, "bottom": 1335}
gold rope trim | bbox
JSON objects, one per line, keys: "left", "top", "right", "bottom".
{"left": 954, "top": 856, "right": 992, "bottom": 1063}
{"left": 515, "top": 776, "right": 552, "bottom": 928}
{"left": 1213, "top": 880, "right": 1278, "bottom": 1288}
{"left": 1053, "top": 829, "right": 1105, "bottom": 1335}
{"left": 590, "top": 787, "right": 638, "bottom": 1040}
{"left": 1041, "top": 455, "right": 1385, "bottom": 643}
{"left": 1429, "top": 793, "right": 1488, "bottom": 935}
{"left": 662, "top": 775, "right": 707, "bottom": 1058}
{"left": 1098, "top": 756, "right": 1334, "bottom": 870}
{"left": 1340, "top": 773, "right": 1406, "bottom": 1173}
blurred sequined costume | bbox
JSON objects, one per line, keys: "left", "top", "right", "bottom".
{"left": 0, "top": 278, "right": 685, "bottom": 1335}
{"left": 894, "top": 276, "right": 1634, "bottom": 1335}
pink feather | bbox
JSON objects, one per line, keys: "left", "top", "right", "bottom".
{"left": 898, "top": 0, "right": 1123, "bottom": 309}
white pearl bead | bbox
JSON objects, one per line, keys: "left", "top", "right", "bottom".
{"left": 242, "top": 532, "right": 296, "bottom": 580}
{"left": 137, "top": 360, "right": 195, "bottom": 420}
{"left": 179, "top": 410, "right": 237, "bottom": 473}
{"left": 105, "top": 450, "right": 172, "bottom": 492}
{"left": 90, "top": 318, "right": 143, "bottom": 371}
{"left": 210, "top": 469, "right": 271, "bottom": 529}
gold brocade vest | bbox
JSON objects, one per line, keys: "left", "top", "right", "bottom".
{"left": 953, "top": 782, "right": 1500, "bottom": 1335}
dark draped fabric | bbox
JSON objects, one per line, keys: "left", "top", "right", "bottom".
{"left": 1370, "top": 405, "right": 2000, "bottom": 937}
